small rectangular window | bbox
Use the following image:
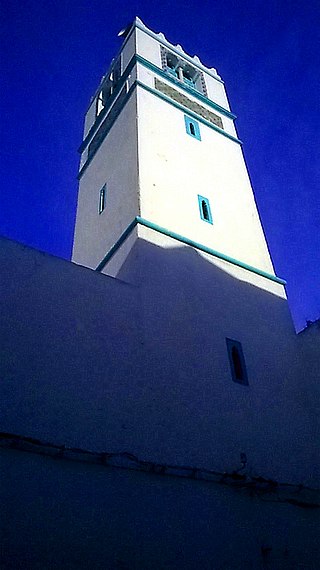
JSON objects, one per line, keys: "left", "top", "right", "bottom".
{"left": 184, "top": 115, "right": 201, "bottom": 140}
{"left": 99, "top": 185, "right": 106, "bottom": 214}
{"left": 198, "top": 195, "right": 212, "bottom": 224}
{"left": 226, "top": 338, "right": 248, "bottom": 385}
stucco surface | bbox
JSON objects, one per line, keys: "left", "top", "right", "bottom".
{"left": 1, "top": 237, "right": 318, "bottom": 486}
{"left": 72, "top": 93, "right": 139, "bottom": 270}
{"left": 1, "top": 447, "right": 319, "bottom": 569}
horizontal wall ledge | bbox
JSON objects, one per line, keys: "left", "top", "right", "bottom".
{"left": 96, "top": 216, "right": 287, "bottom": 286}
{"left": 80, "top": 54, "right": 237, "bottom": 156}
{"left": 136, "top": 81, "right": 242, "bottom": 146}
{"left": 135, "top": 54, "right": 236, "bottom": 120}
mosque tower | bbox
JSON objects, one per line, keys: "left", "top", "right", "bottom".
{"left": 72, "top": 18, "right": 294, "bottom": 396}
{"left": 72, "top": 18, "right": 285, "bottom": 293}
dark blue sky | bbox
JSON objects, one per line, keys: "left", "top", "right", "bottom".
{"left": 1, "top": 0, "right": 319, "bottom": 330}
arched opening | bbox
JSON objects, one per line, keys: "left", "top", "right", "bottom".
{"left": 202, "top": 200, "right": 209, "bottom": 221}
{"left": 189, "top": 122, "right": 195, "bottom": 136}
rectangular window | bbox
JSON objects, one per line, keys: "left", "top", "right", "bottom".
{"left": 99, "top": 184, "right": 106, "bottom": 214}
{"left": 184, "top": 115, "right": 201, "bottom": 140}
{"left": 226, "top": 338, "right": 248, "bottom": 385}
{"left": 198, "top": 195, "right": 212, "bottom": 224}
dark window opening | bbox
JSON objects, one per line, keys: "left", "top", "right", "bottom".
{"left": 99, "top": 185, "right": 106, "bottom": 214}
{"left": 197, "top": 195, "right": 212, "bottom": 224}
{"left": 226, "top": 338, "right": 248, "bottom": 385}
{"left": 232, "top": 347, "right": 243, "bottom": 380}
{"left": 184, "top": 115, "right": 201, "bottom": 141}
{"left": 202, "top": 200, "right": 209, "bottom": 221}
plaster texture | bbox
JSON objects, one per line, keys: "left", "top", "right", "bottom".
{"left": 1, "top": 448, "right": 319, "bottom": 570}
{"left": 136, "top": 87, "right": 275, "bottom": 277}
{"left": 1, "top": 237, "right": 318, "bottom": 486}
{"left": 74, "top": 20, "right": 275, "bottom": 281}
{"left": 72, "top": 93, "right": 139, "bottom": 270}
{"left": 2, "top": 19, "right": 319, "bottom": 569}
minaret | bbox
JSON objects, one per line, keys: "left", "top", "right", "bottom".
{"left": 72, "top": 17, "right": 286, "bottom": 297}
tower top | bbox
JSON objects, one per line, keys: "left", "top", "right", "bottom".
{"left": 117, "top": 17, "right": 221, "bottom": 79}
{"left": 73, "top": 18, "right": 285, "bottom": 293}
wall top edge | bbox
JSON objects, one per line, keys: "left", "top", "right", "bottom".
{"left": 87, "top": 18, "right": 224, "bottom": 114}
{"left": 133, "top": 17, "right": 221, "bottom": 78}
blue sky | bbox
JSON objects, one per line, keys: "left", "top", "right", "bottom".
{"left": 1, "top": 0, "right": 319, "bottom": 330}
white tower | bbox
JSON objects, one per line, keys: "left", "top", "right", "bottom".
{"left": 72, "top": 18, "right": 286, "bottom": 299}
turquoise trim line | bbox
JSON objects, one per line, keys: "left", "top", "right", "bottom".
{"left": 136, "top": 217, "right": 286, "bottom": 284}
{"left": 81, "top": 53, "right": 235, "bottom": 154}
{"left": 78, "top": 78, "right": 241, "bottom": 180}
{"left": 96, "top": 216, "right": 286, "bottom": 285}
{"left": 78, "top": 82, "right": 136, "bottom": 180}
{"left": 136, "top": 81, "right": 242, "bottom": 146}
{"left": 134, "top": 20, "right": 225, "bottom": 85}
{"left": 95, "top": 219, "right": 138, "bottom": 272}
{"left": 135, "top": 54, "right": 235, "bottom": 120}
{"left": 80, "top": 57, "right": 136, "bottom": 153}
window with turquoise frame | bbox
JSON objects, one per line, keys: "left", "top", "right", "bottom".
{"left": 226, "top": 338, "right": 248, "bottom": 385}
{"left": 197, "top": 195, "right": 212, "bottom": 224}
{"left": 160, "top": 46, "right": 207, "bottom": 95}
{"left": 184, "top": 115, "right": 201, "bottom": 140}
{"left": 99, "top": 184, "right": 106, "bottom": 214}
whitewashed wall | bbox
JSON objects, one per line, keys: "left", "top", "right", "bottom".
{"left": 135, "top": 23, "right": 230, "bottom": 111}
{"left": 136, "top": 86, "right": 275, "bottom": 277}
{"left": 72, "top": 93, "right": 139, "bottom": 270}
{"left": 1, "top": 447, "right": 318, "bottom": 570}
{"left": 1, "top": 237, "right": 318, "bottom": 486}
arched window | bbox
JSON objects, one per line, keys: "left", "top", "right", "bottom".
{"left": 184, "top": 115, "right": 201, "bottom": 140}
{"left": 201, "top": 200, "right": 209, "bottom": 221}
{"left": 197, "top": 195, "right": 213, "bottom": 224}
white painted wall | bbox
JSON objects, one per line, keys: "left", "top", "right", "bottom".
{"left": 83, "top": 98, "right": 97, "bottom": 140}
{"left": 74, "top": 20, "right": 268, "bottom": 282}
{"left": 136, "top": 225, "right": 285, "bottom": 298}
{"left": 136, "top": 63, "right": 237, "bottom": 138}
{"left": 72, "top": 93, "right": 139, "bottom": 270}
{"left": 1, "top": 237, "right": 318, "bottom": 487}
{"left": 82, "top": 29, "right": 136, "bottom": 145}
{"left": 136, "top": 86, "right": 275, "bottom": 277}
{"left": 3, "top": 22, "right": 318, "bottom": 569}
{"left": 121, "top": 27, "right": 136, "bottom": 71}
{"left": 135, "top": 23, "right": 230, "bottom": 111}
{"left": 2, "top": 447, "right": 318, "bottom": 569}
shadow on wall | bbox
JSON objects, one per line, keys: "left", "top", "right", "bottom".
{"left": 0, "top": 236, "right": 318, "bottom": 485}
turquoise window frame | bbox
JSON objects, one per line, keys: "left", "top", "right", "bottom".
{"left": 226, "top": 338, "right": 248, "bottom": 386}
{"left": 166, "top": 66, "right": 178, "bottom": 79}
{"left": 183, "top": 75, "right": 196, "bottom": 89}
{"left": 99, "top": 184, "right": 106, "bottom": 214}
{"left": 184, "top": 115, "right": 201, "bottom": 140}
{"left": 198, "top": 195, "right": 213, "bottom": 224}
